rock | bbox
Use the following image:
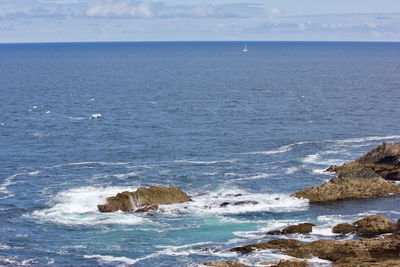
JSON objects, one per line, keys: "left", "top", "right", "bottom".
{"left": 292, "top": 167, "right": 400, "bottom": 202}
{"left": 353, "top": 215, "right": 396, "bottom": 236}
{"left": 284, "top": 234, "right": 400, "bottom": 266}
{"left": 220, "top": 202, "right": 230, "bottom": 207}
{"left": 272, "top": 259, "right": 309, "bottom": 267}
{"left": 267, "top": 230, "right": 282, "bottom": 235}
{"left": 219, "top": 201, "right": 259, "bottom": 208}
{"left": 325, "top": 165, "right": 338, "bottom": 172}
{"left": 332, "top": 223, "right": 357, "bottom": 234}
{"left": 135, "top": 204, "right": 158, "bottom": 212}
{"left": 281, "top": 223, "right": 316, "bottom": 234}
{"left": 233, "top": 201, "right": 259, "bottom": 206}
{"left": 202, "top": 261, "right": 245, "bottom": 267}
{"left": 336, "top": 142, "right": 400, "bottom": 180}
{"left": 230, "top": 239, "right": 302, "bottom": 254}
{"left": 97, "top": 186, "right": 191, "bottom": 212}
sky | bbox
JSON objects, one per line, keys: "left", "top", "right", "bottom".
{"left": 0, "top": 0, "right": 400, "bottom": 43}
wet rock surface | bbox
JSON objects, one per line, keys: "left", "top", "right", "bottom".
{"left": 337, "top": 142, "right": 400, "bottom": 180}
{"left": 292, "top": 167, "right": 400, "bottom": 202}
{"left": 267, "top": 223, "right": 316, "bottom": 235}
{"left": 97, "top": 186, "right": 191, "bottom": 212}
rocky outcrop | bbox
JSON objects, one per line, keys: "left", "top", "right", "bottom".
{"left": 267, "top": 223, "right": 316, "bottom": 235}
{"left": 284, "top": 234, "right": 400, "bottom": 266}
{"left": 203, "top": 261, "right": 246, "bottom": 267}
{"left": 272, "top": 259, "right": 309, "bottom": 267}
{"left": 231, "top": 235, "right": 400, "bottom": 266}
{"left": 332, "top": 223, "right": 357, "bottom": 234}
{"left": 336, "top": 142, "right": 400, "bottom": 180}
{"left": 97, "top": 186, "right": 191, "bottom": 212}
{"left": 353, "top": 215, "right": 396, "bottom": 236}
{"left": 292, "top": 167, "right": 400, "bottom": 202}
{"left": 230, "top": 239, "right": 302, "bottom": 254}
{"left": 325, "top": 165, "right": 338, "bottom": 172}
{"left": 332, "top": 215, "right": 396, "bottom": 236}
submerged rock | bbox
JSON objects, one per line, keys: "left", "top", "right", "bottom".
{"left": 336, "top": 142, "right": 400, "bottom": 180}
{"left": 292, "top": 167, "right": 400, "bottom": 202}
{"left": 97, "top": 186, "right": 191, "bottom": 212}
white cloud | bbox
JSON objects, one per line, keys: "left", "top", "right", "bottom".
{"left": 86, "top": 0, "right": 152, "bottom": 18}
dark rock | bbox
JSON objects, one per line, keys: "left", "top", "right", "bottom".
{"left": 281, "top": 223, "right": 316, "bottom": 234}
{"left": 230, "top": 239, "right": 302, "bottom": 254}
{"left": 267, "top": 230, "right": 282, "bottom": 235}
{"left": 219, "top": 201, "right": 259, "bottom": 207}
{"left": 325, "top": 165, "right": 338, "bottom": 172}
{"left": 220, "top": 202, "right": 230, "bottom": 207}
{"left": 98, "top": 186, "right": 191, "bottom": 212}
{"left": 233, "top": 201, "right": 258, "bottom": 206}
{"left": 135, "top": 204, "right": 158, "bottom": 212}
{"left": 336, "top": 142, "right": 400, "bottom": 180}
{"left": 332, "top": 223, "right": 357, "bottom": 234}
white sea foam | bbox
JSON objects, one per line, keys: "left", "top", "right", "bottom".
{"left": 0, "top": 243, "right": 10, "bottom": 250}
{"left": 301, "top": 153, "right": 345, "bottom": 166}
{"left": 284, "top": 167, "right": 298, "bottom": 175}
{"left": 232, "top": 173, "right": 269, "bottom": 181}
{"left": 243, "top": 141, "right": 312, "bottom": 156}
{"left": 84, "top": 254, "right": 137, "bottom": 265}
{"left": 90, "top": 113, "right": 102, "bottom": 119}
{"left": 160, "top": 188, "right": 309, "bottom": 215}
{"left": 112, "top": 171, "right": 141, "bottom": 179}
{"left": 174, "top": 159, "right": 238, "bottom": 165}
{"left": 47, "top": 161, "right": 131, "bottom": 169}
{"left": 0, "top": 256, "right": 37, "bottom": 266}
{"left": 311, "top": 225, "right": 336, "bottom": 236}
{"left": 335, "top": 135, "right": 400, "bottom": 144}
{"left": 30, "top": 186, "right": 148, "bottom": 226}
{"left": 67, "top": 116, "right": 86, "bottom": 121}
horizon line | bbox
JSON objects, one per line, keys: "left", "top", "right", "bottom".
{"left": 1, "top": 40, "right": 400, "bottom": 45}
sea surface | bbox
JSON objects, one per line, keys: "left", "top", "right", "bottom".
{"left": 0, "top": 41, "right": 400, "bottom": 266}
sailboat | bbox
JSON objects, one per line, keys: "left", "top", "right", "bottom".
{"left": 242, "top": 43, "right": 248, "bottom": 53}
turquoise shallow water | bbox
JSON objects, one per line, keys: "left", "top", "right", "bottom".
{"left": 0, "top": 42, "right": 400, "bottom": 266}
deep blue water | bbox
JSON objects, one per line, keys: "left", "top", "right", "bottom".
{"left": 0, "top": 41, "right": 400, "bottom": 266}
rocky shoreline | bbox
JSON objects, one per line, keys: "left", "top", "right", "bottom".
{"left": 97, "top": 143, "right": 400, "bottom": 266}
{"left": 202, "top": 143, "right": 400, "bottom": 266}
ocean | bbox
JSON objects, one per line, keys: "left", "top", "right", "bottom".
{"left": 0, "top": 41, "right": 400, "bottom": 266}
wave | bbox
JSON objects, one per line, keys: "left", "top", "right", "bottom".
{"left": 30, "top": 186, "right": 148, "bottom": 226}
{"left": 174, "top": 159, "right": 238, "bottom": 165}
{"left": 243, "top": 141, "right": 313, "bottom": 155}
{"left": 334, "top": 135, "right": 400, "bottom": 144}
{"left": 112, "top": 171, "right": 142, "bottom": 179}
{"left": 47, "top": 161, "right": 132, "bottom": 169}
{"left": 84, "top": 254, "right": 137, "bottom": 265}
{"left": 66, "top": 116, "right": 86, "bottom": 121}
{"left": 0, "top": 256, "right": 37, "bottom": 266}
{"left": 301, "top": 153, "right": 345, "bottom": 166}
{"left": 160, "top": 188, "right": 309, "bottom": 215}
